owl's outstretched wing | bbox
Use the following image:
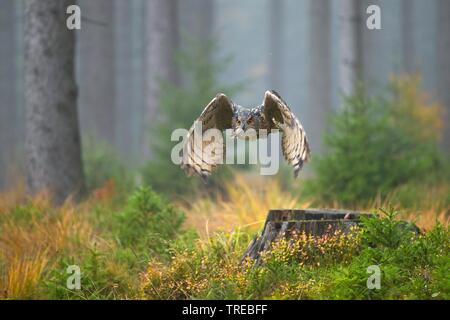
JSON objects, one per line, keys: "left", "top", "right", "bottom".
{"left": 263, "top": 90, "right": 311, "bottom": 177}
{"left": 181, "top": 93, "right": 235, "bottom": 181}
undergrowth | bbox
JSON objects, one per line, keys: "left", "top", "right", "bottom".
{"left": 0, "top": 176, "right": 448, "bottom": 300}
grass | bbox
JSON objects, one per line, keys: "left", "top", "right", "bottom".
{"left": 181, "top": 174, "right": 303, "bottom": 238}
{"left": 0, "top": 173, "right": 448, "bottom": 300}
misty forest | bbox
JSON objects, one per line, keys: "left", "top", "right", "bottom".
{"left": 0, "top": 0, "right": 449, "bottom": 300}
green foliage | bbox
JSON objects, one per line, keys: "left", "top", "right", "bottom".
{"left": 142, "top": 39, "right": 243, "bottom": 196}
{"left": 305, "top": 77, "right": 447, "bottom": 205}
{"left": 45, "top": 246, "right": 139, "bottom": 300}
{"left": 2, "top": 183, "right": 448, "bottom": 300}
{"left": 325, "top": 209, "right": 449, "bottom": 299}
{"left": 0, "top": 202, "right": 46, "bottom": 227}
{"left": 82, "top": 137, "right": 134, "bottom": 193}
{"left": 43, "top": 186, "right": 186, "bottom": 299}
{"left": 261, "top": 228, "right": 362, "bottom": 267}
{"left": 141, "top": 207, "right": 450, "bottom": 300}
{"left": 114, "top": 186, "right": 185, "bottom": 256}
{"left": 359, "top": 207, "right": 418, "bottom": 249}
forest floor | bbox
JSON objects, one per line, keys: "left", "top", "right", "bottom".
{"left": 0, "top": 175, "right": 449, "bottom": 300}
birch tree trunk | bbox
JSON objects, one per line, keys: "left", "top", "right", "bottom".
{"left": 145, "top": 0, "right": 180, "bottom": 156}
{"left": 25, "top": 0, "right": 85, "bottom": 204}
{"left": 309, "top": 0, "right": 331, "bottom": 152}
{"left": 77, "top": 0, "right": 116, "bottom": 147}
{"left": 339, "top": 0, "right": 362, "bottom": 96}
{"left": 437, "top": 0, "right": 450, "bottom": 150}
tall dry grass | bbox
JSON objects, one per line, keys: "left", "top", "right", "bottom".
{"left": 0, "top": 184, "right": 94, "bottom": 299}
{"left": 181, "top": 173, "right": 449, "bottom": 238}
{"left": 371, "top": 183, "right": 450, "bottom": 231}
{"left": 180, "top": 174, "right": 309, "bottom": 238}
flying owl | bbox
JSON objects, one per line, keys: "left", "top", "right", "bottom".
{"left": 181, "top": 90, "right": 311, "bottom": 180}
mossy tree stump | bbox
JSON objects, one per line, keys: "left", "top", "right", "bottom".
{"left": 241, "top": 209, "right": 374, "bottom": 263}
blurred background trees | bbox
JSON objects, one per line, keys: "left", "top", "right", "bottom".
{"left": 77, "top": 0, "right": 116, "bottom": 148}
{"left": 0, "top": 0, "right": 449, "bottom": 203}
{"left": 305, "top": 77, "right": 446, "bottom": 205}
{"left": 1, "top": 1, "right": 449, "bottom": 299}
{"left": 145, "top": 0, "right": 180, "bottom": 158}
{"left": 437, "top": 0, "right": 450, "bottom": 150}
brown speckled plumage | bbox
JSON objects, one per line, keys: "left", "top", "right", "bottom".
{"left": 181, "top": 90, "right": 311, "bottom": 180}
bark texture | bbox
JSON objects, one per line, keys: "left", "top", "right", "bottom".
{"left": 25, "top": 0, "right": 85, "bottom": 204}
{"left": 0, "top": 0, "right": 17, "bottom": 189}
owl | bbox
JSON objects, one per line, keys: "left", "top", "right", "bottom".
{"left": 181, "top": 90, "right": 311, "bottom": 181}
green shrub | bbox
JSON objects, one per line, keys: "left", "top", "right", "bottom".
{"left": 44, "top": 186, "right": 186, "bottom": 299}
{"left": 114, "top": 186, "right": 185, "bottom": 256}
{"left": 45, "top": 247, "right": 138, "bottom": 300}
{"left": 359, "top": 207, "right": 418, "bottom": 249}
{"left": 82, "top": 137, "right": 134, "bottom": 193}
{"left": 323, "top": 208, "right": 449, "bottom": 299}
{"left": 305, "top": 76, "right": 446, "bottom": 205}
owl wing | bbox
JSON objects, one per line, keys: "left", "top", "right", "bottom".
{"left": 263, "top": 90, "right": 311, "bottom": 177}
{"left": 181, "top": 93, "right": 235, "bottom": 181}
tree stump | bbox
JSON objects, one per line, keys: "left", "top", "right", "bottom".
{"left": 241, "top": 208, "right": 374, "bottom": 263}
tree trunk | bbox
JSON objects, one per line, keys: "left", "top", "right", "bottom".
{"left": 339, "top": 0, "right": 362, "bottom": 96}
{"left": 0, "top": 0, "right": 17, "bottom": 189}
{"left": 113, "top": 0, "right": 146, "bottom": 160}
{"left": 180, "top": 0, "right": 214, "bottom": 45}
{"left": 402, "top": 0, "right": 414, "bottom": 73}
{"left": 268, "top": 0, "right": 283, "bottom": 91}
{"left": 179, "top": 0, "right": 215, "bottom": 87}
{"left": 241, "top": 209, "right": 372, "bottom": 263}
{"left": 77, "top": 0, "right": 116, "bottom": 147}
{"left": 145, "top": 0, "right": 180, "bottom": 156}
{"left": 25, "top": 0, "right": 85, "bottom": 204}
{"left": 437, "top": 0, "right": 450, "bottom": 151}
{"left": 308, "top": 0, "right": 331, "bottom": 153}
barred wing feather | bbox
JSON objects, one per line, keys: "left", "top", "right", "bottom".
{"left": 263, "top": 90, "right": 311, "bottom": 177}
{"left": 181, "top": 93, "right": 234, "bottom": 181}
